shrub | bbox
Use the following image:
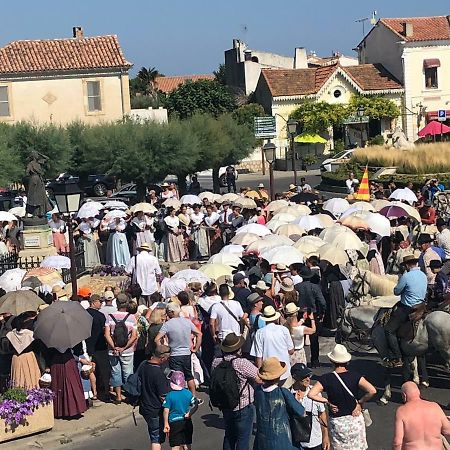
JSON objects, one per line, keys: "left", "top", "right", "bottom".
{"left": 368, "top": 135, "right": 385, "bottom": 146}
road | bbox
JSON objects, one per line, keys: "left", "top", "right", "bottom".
{"left": 66, "top": 339, "right": 450, "bottom": 450}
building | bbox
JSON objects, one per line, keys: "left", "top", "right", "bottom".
{"left": 0, "top": 27, "right": 132, "bottom": 125}
{"left": 225, "top": 39, "right": 357, "bottom": 96}
{"left": 154, "top": 74, "right": 214, "bottom": 94}
{"left": 356, "top": 15, "right": 450, "bottom": 141}
{"left": 254, "top": 63, "right": 403, "bottom": 161}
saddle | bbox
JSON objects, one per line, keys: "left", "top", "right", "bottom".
{"left": 381, "top": 303, "right": 427, "bottom": 342}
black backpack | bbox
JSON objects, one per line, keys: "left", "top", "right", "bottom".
{"left": 110, "top": 314, "right": 131, "bottom": 348}
{"left": 210, "top": 357, "right": 247, "bottom": 410}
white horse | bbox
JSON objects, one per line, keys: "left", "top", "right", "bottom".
{"left": 349, "top": 269, "right": 399, "bottom": 302}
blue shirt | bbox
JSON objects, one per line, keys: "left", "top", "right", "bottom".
{"left": 249, "top": 313, "right": 266, "bottom": 330}
{"left": 394, "top": 268, "right": 427, "bottom": 307}
{"left": 162, "top": 388, "right": 195, "bottom": 423}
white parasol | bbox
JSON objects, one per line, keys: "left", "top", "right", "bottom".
{"left": 40, "top": 255, "right": 71, "bottom": 269}
{"left": 235, "top": 223, "right": 272, "bottom": 237}
{"left": 180, "top": 195, "right": 202, "bottom": 205}
{"left": 389, "top": 188, "right": 418, "bottom": 205}
{"left": 323, "top": 198, "right": 350, "bottom": 218}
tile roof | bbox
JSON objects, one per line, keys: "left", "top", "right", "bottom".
{"left": 155, "top": 74, "right": 215, "bottom": 94}
{"left": 380, "top": 16, "right": 450, "bottom": 42}
{"left": 260, "top": 63, "right": 402, "bottom": 98}
{"left": 0, "top": 35, "right": 132, "bottom": 74}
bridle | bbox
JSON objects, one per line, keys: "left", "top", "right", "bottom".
{"left": 337, "top": 306, "right": 376, "bottom": 352}
{"left": 348, "top": 268, "right": 368, "bottom": 306}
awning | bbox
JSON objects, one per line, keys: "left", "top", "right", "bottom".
{"left": 426, "top": 110, "right": 450, "bottom": 121}
{"left": 423, "top": 59, "right": 440, "bottom": 69}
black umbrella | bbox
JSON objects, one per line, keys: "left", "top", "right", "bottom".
{"left": 290, "top": 192, "right": 319, "bottom": 203}
{"left": 33, "top": 301, "right": 92, "bottom": 352}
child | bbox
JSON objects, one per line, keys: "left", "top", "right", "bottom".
{"left": 163, "top": 371, "right": 198, "bottom": 450}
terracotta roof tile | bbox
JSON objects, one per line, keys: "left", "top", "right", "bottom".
{"left": 381, "top": 16, "right": 450, "bottom": 42}
{"left": 155, "top": 74, "right": 215, "bottom": 94}
{"left": 0, "top": 35, "right": 132, "bottom": 74}
{"left": 260, "top": 69, "right": 317, "bottom": 97}
{"left": 343, "top": 64, "right": 402, "bottom": 91}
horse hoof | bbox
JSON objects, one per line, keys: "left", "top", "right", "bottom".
{"left": 420, "top": 381, "right": 430, "bottom": 388}
{"left": 378, "top": 397, "right": 389, "bottom": 406}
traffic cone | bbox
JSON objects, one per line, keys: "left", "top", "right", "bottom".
{"left": 355, "top": 166, "right": 370, "bottom": 201}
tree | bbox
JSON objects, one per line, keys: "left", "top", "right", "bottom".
{"left": 0, "top": 123, "right": 23, "bottom": 186}
{"left": 164, "top": 79, "right": 236, "bottom": 119}
{"left": 348, "top": 94, "right": 401, "bottom": 119}
{"left": 232, "top": 103, "right": 266, "bottom": 130}
{"left": 213, "top": 63, "right": 227, "bottom": 86}
{"left": 136, "top": 67, "right": 162, "bottom": 95}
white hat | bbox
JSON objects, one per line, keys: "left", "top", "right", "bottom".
{"left": 261, "top": 305, "right": 281, "bottom": 322}
{"left": 327, "top": 344, "right": 352, "bottom": 364}
{"left": 258, "top": 183, "right": 265, "bottom": 188}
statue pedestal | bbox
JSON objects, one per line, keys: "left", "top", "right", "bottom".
{"left": 19, "top": 222, "right": 57, "bottom": 259}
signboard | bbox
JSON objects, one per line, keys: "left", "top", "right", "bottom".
{"left": 343, "top": 116, "right": 370, "bottom": 125}
{"left": 254, "top": 116, "right": 276, "bottom": 138}
{"left": 438, "top": 109, "right": 447, "bottom": 122}
{"left": 24, "top": 236, "right": 41, "bottom": 248}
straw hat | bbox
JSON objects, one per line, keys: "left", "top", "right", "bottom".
{"left": 52, "top": 285, "right": 67, "bottom": 299}
{"left": 402, "top": 254, "right": 418, "bottom": 265}
{"left": 274, "top": 263, "right": 288, "bottom": 273}
{"left": 261, "top": 305, "right": 281, "bottom": 322}
{"left": 252, "top": 280, "right": 270, "bottom": 291}
{"left": 138, "top": 243, "right": 153, "bottom": 252}
{"left": 284, "top": 302, "right": 300, "bottom": 316}
{"left": 247, "top": 292, "right": 263, "bottom": 304}
{"left": 280, "top": 278, "right": 294, "bottom": 292}
{"left": 327, "top": 344, "right": 352, "bottom": 364}
{"left": 220, "top": 332, "right": 245, "bottom": 353}
{"left": 289, "top": 184, "right": 297, "bottom": 191}
{"left": 258, "top": 357, "right": 287, "bottom": 381}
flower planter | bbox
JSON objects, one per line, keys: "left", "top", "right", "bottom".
{"left": 0, "top": 402, "right": 54, "bottom": 443}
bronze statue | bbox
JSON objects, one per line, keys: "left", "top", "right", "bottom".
{"left": 25, "top": 151, "right": 52, "bottom": 218}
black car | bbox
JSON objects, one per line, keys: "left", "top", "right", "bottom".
{"left": 46, "top": 173, "right": 116, "bottom": 197}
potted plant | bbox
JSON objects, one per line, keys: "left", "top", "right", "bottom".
{"left": 0, "top": 387, "right": 55, "bottom": 442}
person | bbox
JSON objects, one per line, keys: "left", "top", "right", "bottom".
{"left": 250, "top": 306, "right": 294, "bottom": 387}
{"left": 146, "top": 304, "right": 167, "bottom": 357}
{"left": 384, "top": 255, "right": 427, "bottom": 368}
{"left": 255, "top": 207, "right": 266, "bottom": 225}
{"left": 131, "top": 210, "right": 155, "bottom": 254}
{"left": 231, "top": 273, "right": 251, "bottom": 313}
{"left": 419, "top": 200, "right": 436, "bottom": 225}
{"left": 345, "top": 172, "right": 359, "bottom": 195}
{"left": 163, "top": 370, "right": 198, "bottom": 450}
{"left": 367, "top": 239, "right": 385, "bottom": 275}
{"left": 211, "top": 332, "right": 260, "bottom": 450}
{"left": 100, "top": 290, "right": 117, "bottom": 317}
{"left": 105, "top": 217, "right": 130, "bottom": 267}
{"left": 430, "top": 259, "right": 449, "bottom": 305}
{"left": 78, "top": 217, "right": 101, "bottom": 269}
{"left": 291, "top": 363, "right": 330, "bottom": 450}
{"left": 436, "top": 217, "right": 450, "bottom": 259}
{"left": 164, "top": 207, "right": 185, "bottom": 263}
{"left": 253, "top": 357, "right": 305, "bottom": 450}
{"left": 139, "top": 344, "right": 171, "bottom": 450}
{"left": 252, "top": 279, "right": 275, "bottom": 309}
{"left": 298, "top": 177, "right": 312, "bottom": 192}
{"left": 226, "top": 166, "right": 237, "bottom": 193}
{"left": 190, "top": 204, "right": 208, "bottom": 260}
{"left": 392, "top": 381, "right": 450, "bottom": 450}
{"left": 48, "top": 213, "right": 68, "bottom": 253}
{"left": 104, "top": 294, "right": 138, "bottom": 403}
{"left": 189, "top": 175, "right": 201, "bottom": 195}
{"left": 248, "top": 292, "right": 266, "bottom": 333}
{"left": 418, "top": 234, "right": 441, "bottom": 286}
{"left": 154, "top": 303, "right": 202, "bottom": 396}
{"left": 308, "top": 344, "right": 376, "bottom": 450}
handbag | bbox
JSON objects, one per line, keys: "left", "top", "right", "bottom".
{"left": 333, "top": 371, "right": 372, "bottom": 427}
{"left": 128, "top": 255, "right": 142, "bottom": 298}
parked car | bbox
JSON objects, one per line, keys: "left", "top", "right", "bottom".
{"left": 320, "top": 149, "right": 355, "bottom": 172}
{"left": 85, "top": 183, "right": 162, "bottom": 206}
{"left": 46, "top": 173, "right": 116, "bottom": 197}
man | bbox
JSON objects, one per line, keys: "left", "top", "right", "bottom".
{"left": 86, "top": 294, "right": 109, "bottom": 401}
{"left": 257, "top": 183, "right": 268, "bottom": 198}
{"left": 385, "top": 255, "right": 427, "bottom": 368}
{"left": 419, "top": 200, "right": 436, "bottom": 225}
{"left": 104, "top": 294, "right": 138, "bottom": 403}
{"left": 345, "top": 172, "right": 359, "bottom": 194}
{"left": 100, "top": 290, "right": 118, "bottom": 317}
{"left": 155, "top": 303, "right": 202, "bottom": 396}
{"left": 126, "top": 243, "right": 162, "bottom": 306}
{"left": 252, "top": 279, "right": 275, "bottom": 309}
{"left": 231, "top": 273, "right": 251, "bottom": 313}
{"left": 248, "top": 292, "right": 265, "bottom": 333}
{"left": 418, "top": 234, "right": 441, "bottom": 285}
{"left": 226, "top": 166, "right": 237, "bottom": 193}
{"left": 393, "top": 381, "right": 450, "bottom": 450}
{"left": 250, "top": 305, "right": 294, "bottom": 385}
{"left": 436, "top": 217, "right": 450, "bottom": 259}
{"left": 139, "top": 344, "right": 171, "bottom": 450}
{"left": 430, "top": 259, "right": 449, "bottom": 305}
{"left": 286, "top": 183, "right": 297, "bottom": 198}
{"left": 298, "top": 177, "right": 312, "bottom": 192}
{"left": 210, "top": 284, "right": 246, "bottom": 341}
{"left": 295, "top": 266, "right": 326, "bottom": 368}
{"left": 219, "top": 200, "right": 233, "bottom": 245}
{"left": 211, "top": 333, "right": 260, "bottom": 450}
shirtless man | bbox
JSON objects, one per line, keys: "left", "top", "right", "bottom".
{"left": 392, "top": 381, "right": 450, "bottom": 450}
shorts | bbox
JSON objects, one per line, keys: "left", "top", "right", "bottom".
{"left": 169, "top": 419, "right": 193, "bottom": 447}
{"left": 143, "top": 414, "right": 165, "bottom": 444}
{"left": 109, "top": 354, "right": 134, "bottom": 388}
{"left": 169, "top": 355, "right": 193, "bottom": 382}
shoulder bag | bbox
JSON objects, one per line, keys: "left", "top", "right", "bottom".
{"left": 332, "top": 371, "right": 372, "bottom": 427}
{"left": 220, "top": 301, "right": 246, "bottom": 334}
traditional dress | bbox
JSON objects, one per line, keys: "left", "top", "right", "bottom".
{"left": 190, "top": 211, "right": 209, "bottom": 259}
{"left": 49, "top": 219, "right": 68, "bottom": 253}
{"left": 164, "top": 216, "right": 185, "bottom": 263}
{"left": 106, "top": 219, "right": 131, "bottom": 267}
{"left": 204, "top": 211, "right": 222, "bottom": 255}
{"left": 79, "top": 221, "right": 101, "bottom": 268}
{"left": 132, "top": 216, "right": 154, "bottom": 250}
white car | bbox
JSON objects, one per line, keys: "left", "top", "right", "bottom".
{"left": 320, "top": 149, "right": 355, "bottom": 172}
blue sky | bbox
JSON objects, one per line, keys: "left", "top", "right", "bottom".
{"left": 1, "top": 1, "right": 449, "bottom": 76}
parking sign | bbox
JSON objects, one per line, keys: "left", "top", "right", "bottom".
{"left": 438, "top": 109, "right": 447, "bottom": 121}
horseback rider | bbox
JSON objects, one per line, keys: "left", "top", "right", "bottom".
{"left": 384, "top": 255, "right": 427, "bottom": 368}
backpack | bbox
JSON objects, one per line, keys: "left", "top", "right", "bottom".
{"left": 123, "top": 360, "right": 146, "bottom": 405}
{"left": 210, "top": 357, "right": 247, "bottom": 410}
{"left": 110, "top": 313, "right": 131, "bottom": 348}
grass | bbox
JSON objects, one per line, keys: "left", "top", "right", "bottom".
{"left": 351, "top": 143, "right": 450, "bottom": 174}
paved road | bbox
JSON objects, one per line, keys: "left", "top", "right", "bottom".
{"left": 66, "top": 339, "right": 450, "bottom": 450}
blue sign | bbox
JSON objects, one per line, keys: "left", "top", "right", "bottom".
{"left": 438, "top": 109, "right": 447, "bottom": 121}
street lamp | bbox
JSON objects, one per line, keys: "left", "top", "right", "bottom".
{"left": 357, "top": 106, "right": 365, "bottom": 148}
{"left": 287, "top": 118, "right": 298, "bottom": 185}
{"left": 52, "top": 183, "right": 82, "bottom": 297}
{"left": 263, "top": 142, "right": 276, "bottom": 200}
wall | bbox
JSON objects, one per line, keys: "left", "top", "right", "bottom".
{"left": 128, "top": 107, "right": 168, "bottom": 123}
{"left": 0, "top": 71, "right": 129, "bottom": 125}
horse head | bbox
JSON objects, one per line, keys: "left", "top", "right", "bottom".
{"left": 348, "top": 269, "right": 369, "bottom": 305}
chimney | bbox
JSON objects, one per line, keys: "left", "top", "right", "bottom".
{"left": 402, "top": 22, "right": 413, "bottom": 38}
{"left": 294, "top": 47, "right": 308, "bottom": 69}
{"left": 73, "top": 26, "right": 84, "bottom": 39}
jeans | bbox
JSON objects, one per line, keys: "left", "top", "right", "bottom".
{"left": 143, "top": 413, "right": 165, "bottom": 444}
{"left": 222, "top": 404, "right": 255, "bottom": 450}
{"left": 109, "top": 354, "right": 134, "bottom": 387}
{"left": 227, "top": 179, "right": 237, "bottom": 193}
{"left": 385, "top": 303, "right": 413, "bottom": 359}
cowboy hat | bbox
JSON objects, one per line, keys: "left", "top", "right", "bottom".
{"left": 284, "top": 302, "right": 300, "bottom": 316}
{"left": 138, "top": 243, "right": 153, "bottom": 252}
{"left": 261, "top": 305, "right": 281, "bottom": 322}
{"left": 258, "top": 357, "right": 287, "bottom": 381}
{"left": 280, "top": 278, "right": 294, "bottom": 292}
{"left": 402, "top": 254, "right": 418, "bottom": 265}
{"left": 327, "top": 344, "right": 352, "bottom": 364}
{"left": 252, "top": 280, "right": 270, "bottom": 291}
{"left": 220, "top": 332, "right": 245, "bottom": 353}
{"left": 289, "top": 184, "right": 297, "bottom": 191}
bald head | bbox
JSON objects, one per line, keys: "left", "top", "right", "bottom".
{"left": 401, "top": 381, "right": 421, "bottom": 401}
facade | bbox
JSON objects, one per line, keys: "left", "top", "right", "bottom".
{"left": 356, "top": 15, "right": 450, "bottom": 141}
{"left": 254, "top": 63, "right": 403, "bottom": 160}
{"left": 154, "top": 74, "right": 214, "bottom": 94}
{"left": 0, "top": 27, "right": 132, "bottom": 125}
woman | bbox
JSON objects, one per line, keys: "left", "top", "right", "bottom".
{"left": 131, "top": 211, "right": 154, "bottom": 253}
{"left": 105, "top": 217, "right": 130, "bottom": 267}
{"left": 49, "top": 213, "right": 68, "bottom": 253}
{"left": 190, "top": 204, "right": 208, "bottom": 260}
{"left": 161, "top": 182, "right": 175, "bottom": 200}
{"left": 204, "top": 204, "right": 222, "bottom": 255}
{"left": 164, "top": 207, "right": 185, "bottom": 263}
{"left": 5, "top": 220, "right": 21, "bottom": 252}
{"left": 308, "top": 344, "right": 376, "bottom": 450}
{"left": 78, "top": 217, "right": 101, "bottom": 269}
{"left": 254, "top": 357, "right": 305, "bottom": 450}
{"left": 145, "top": 305, "right": 167, "bottom": 357}
{"left": 178, "top": 205, "right": 191, "bottom": 259}
{"left": 284, "top": 303, "right": 316, "bottom": 366}
{"left": 276, "top": 277, "right": 298, "bottom": 308}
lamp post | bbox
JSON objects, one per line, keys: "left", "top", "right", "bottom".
{"left": 357, "top": 106, "right": 365, "bottom": 148}
{"left": 263, "top": 142, "right": 276, "bottom": 200}
{"left": 52, "top": 183, "right": 82, "bottom": 296}
{"left": 287, "top": 118, "right": 298, "bottom": 185}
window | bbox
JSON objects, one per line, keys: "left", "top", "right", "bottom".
{"left": 333, "top": 89, "right": 342, "bottom": 98}
{"left": 425, "top": 67, "right": 438, "bottom": 89}
{"left": 0, "top": 86, "right": 10, "bottom": 117}
{"left": 86, "top": 81, "right": 102, "bottom": 112}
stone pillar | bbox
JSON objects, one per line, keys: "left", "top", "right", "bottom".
{"left": 19, "top": 219, "right": 57, "bottom": 259}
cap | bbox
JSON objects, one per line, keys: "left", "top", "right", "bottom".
{"left": 233, "top": 273, "right": 246, "bottom": 285}
{"left": 291, "top": 363, "right": 312, "bottom": 380}
{"left": 104, "top": 291, "right": 114, "bottom": 300}
{"left": 77, "top": 287, "right": 92, "bottom": 299}
{"left": 89, "top": 294, "right": 102, "bottom": 304}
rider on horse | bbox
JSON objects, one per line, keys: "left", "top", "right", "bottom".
{"left": 384, "top": 255, "right": 427, "bottom": 368}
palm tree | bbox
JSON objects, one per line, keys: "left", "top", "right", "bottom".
{"left": 137, "top": 67, "right": 161, "bottom": 95}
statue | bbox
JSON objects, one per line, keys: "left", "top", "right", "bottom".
{"left": 24, "top": 151, "right": 52, "bottom": 218}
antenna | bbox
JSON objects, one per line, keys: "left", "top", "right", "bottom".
{"left": 370, "top": 10, "right": 378, "bottom": 25}
{"left": 355, "top": 17, "right": 369, "bottom": 36}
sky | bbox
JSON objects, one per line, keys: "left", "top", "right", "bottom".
{"left": 1, "top": 1, "right": 449, "bottom": 76}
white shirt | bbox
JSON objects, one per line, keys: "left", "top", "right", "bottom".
{"left": 219, "top": 210, "right": 232, "bottom": 224}
{"left": 436, "top": 228, "right": 450, "bottom": 259}
{"left": 204, "top": 212, "right": 220, "bottom": 227}
{"left": 48, "top": 219, "right": 65, "bottom": 233}
{"left": 291, "top": 274, "right": 303, "bottom": 285}
{"left": 297, "top": 183, "right": 312, "bottom": 192}
{"left": 190, "top": 212, "right": 204, "bottom": 226}
{"left": 126, "top": 251, "right": 162, "bottom": 296}
{"left": 210, "top": 300, "right": 244, "bottom": 340}
{"left": 164, "top": 215, "right": 179, "bottom": 230}
{"left": 250, "top": 323, "right": 294, "bottom": 380}
{"left": 345, "top": 178, "right": 359, "bottom": 194}
{"left": 198, "top": 295, "right": 221, "bottom": 313}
